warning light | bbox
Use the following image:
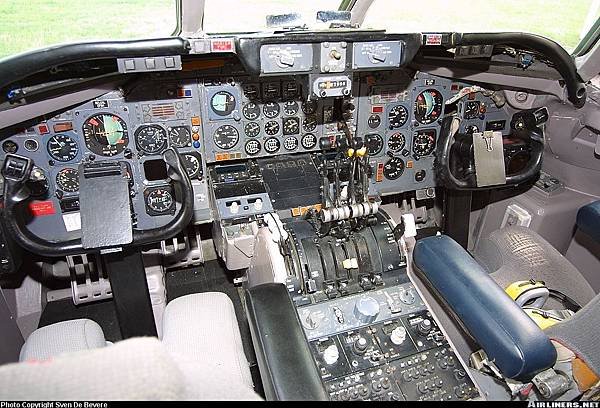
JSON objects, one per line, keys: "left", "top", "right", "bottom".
{"left": 371, "top": 106, "right": 384, "bottom": 114}
{"left": 38, "top": 124, "right": 50, "bottom": 134}
{"left": 53, "top": 122, "right": 73, "bottom": 132}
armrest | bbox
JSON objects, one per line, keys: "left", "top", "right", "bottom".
{"left": 245, "top": 283, "right": 328, "bottom": 401}
{"left": 413, "top": 235, "right": 557, "bottom": 380}
{"left": 577, "top": 200, "right": 600, "bottom": 243}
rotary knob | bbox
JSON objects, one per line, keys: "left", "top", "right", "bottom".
{"left": 390, "top": 326, "right": 407, "bottom": 345}
{"left": 354, "top": 296, "right": 380, "bottom": 324}
{"left": 323, "top": 344, "right": 340, "bottom": 365}
{"left": 399, "top": 288, "right": 416, "bottom": 305}
{"left": 353, "top": 337, "right": 368, "bottom": 354}
{"left": 418, "top": 319, "right": 432, "bottom": 336}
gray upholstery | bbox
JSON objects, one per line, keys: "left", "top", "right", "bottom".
{"left": 4, "top": 292, "right": 261, "bottom": 400}
{"left": 162, "top": 292, "right": 257, "bottom": 400}
{"left": 2, "top": 338, "right": 185, "bottom": 400}
{"left": 546, "top": 293, "right": 600, "bottom": 376}
{"left": 474, "top": 226, "right": 596, "bottom": 309}
{"left": 19, "top": 318, "right": 106, "bottom": 362}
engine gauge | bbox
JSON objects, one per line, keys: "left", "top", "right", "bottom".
{"left": 244, "top": 122, "right": 260, "bottom": 137}
{"left": 413, "top": 129, "right": 437, "bottom": 157}
{"left": 264, "top": 137, "right": 281, "bottom": 154}
{"left": 168, "top": 126, "right": 191, "bottom": 147}
{"left": 414, "top": 89, "right": 444, "bottom": 125}
{"left": 282, "top": 117, "right": 300, "bottom": 135}
{"left": 303, "top": 116, "right": 317, "bottom": 132}
{"left": 181, "top": 153, "right": 202, "bottom": 179}
{"left": 2, "top": 140, "right": 18, "bottom": 154}
{"left": 210, "top": 91, "right": 236, "bottom": 117}
{"left": 55, "top": 167, "right": 79, "bottom": 193}
{"left": 383, "top": 157, "right": 405, "bottom": 180}
{"left": 135, "top": 125, "right": 167, "bottom": 154}
{"left": 145, "top": 187, "right": 175, "bottom": 216}
{"left": 387, "top": 132, "right": 406, "bottom": 152}
{"left": 47, "top": 134, "right": 79, "bottom": 162}
{"left": 264, "top": 121, "right": 280, "bottom": 136}
{"left": 283, "top": 136, "right": 299, "bottom": 151}
{"left": 388, "top": 105, "right": 408, "bottom": 128}
{"left": 245, "top": 139, "right": 261, "bottom": 156}
{"left": 283, "top": 101, "right": 299, "bottom": 116}
{"left": 24, "top": 139, "right": 39, "bottom": 152}
{"left": 213, "top": 125, "right": 239, "bottom": 150}
{"left": 242, "top": 102, "right": 261, "bottom": 120}
{"left": 243, "top": 85, "right": 259, "bottom": 100}
{"left": 82, "top": 113, "right": 129, "bottom": 157}
{"left": 368, "top": 114, "right": 381, "bottom": 129}
{"left": 301, "top": 133, "right": 317, "bottom": 150}
{"left": 302, "top": 100, "right": 318, "bottom": 115}
{"left": 364, "top": 134, "right": 384, "bottom": 156}
{"left": 464, "top": 101, "right": 481, "bottom": 120}
{"left": 465, "top": 124, "right": 480, "bottom": 135}
{"left": 263, "top": 102, "right": 280, "bottom": 119}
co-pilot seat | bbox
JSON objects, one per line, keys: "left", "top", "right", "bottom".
{"left": 1, "top": 292, "right": 261, "bottom": 400}
{"left": 412, "top": 200, "right": 600, "bottom": 396}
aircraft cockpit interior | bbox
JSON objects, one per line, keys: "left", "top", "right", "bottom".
{"left": 0, "top": 0, "right": 599, "bottom": 402}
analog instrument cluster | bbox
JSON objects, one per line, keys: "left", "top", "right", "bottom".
{"left": 201, "top": 78, "right": 332, "bottom": 162}
{"left": 0, "top": 82, "right": 210, "bottom": 243}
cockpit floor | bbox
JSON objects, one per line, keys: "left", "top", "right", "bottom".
{"left": 39, "top": 298, "right": 122, "bottom": 342}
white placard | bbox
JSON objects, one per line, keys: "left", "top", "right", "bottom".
{"left": 63, "top": 212, "right": 81, "bottom": 232}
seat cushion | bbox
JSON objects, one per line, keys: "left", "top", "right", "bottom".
{"left": 4, "top": 338, "right": 185, "bottom": 400}
{"left": 20, "top": 318, "right": 106, "bottom": 362}
{"left": 161, "top": 292, "right": 259, "bottom": 400}
{"left": 474, "top": 226, "right": 596, "bottom": 309}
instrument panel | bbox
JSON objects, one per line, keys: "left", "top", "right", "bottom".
{"left": 0, "top": 62, "right": 511, "bottom": 239}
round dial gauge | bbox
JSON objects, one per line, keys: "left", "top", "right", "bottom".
{"left": 302, "top": 100, "right": 317, "bottom": 115}
{"left": 414, "top": 89, "right": 444, "bottom": 125}
{"left": 242, "top": 102, "right": 261, "bottom": 120}
{"left": 413, "top": 130, "right": 437, "bottom": 156}
{"left": 465, "top": 124, "right": 479, "bottom": 134}
{"left": 210, "top": 91, "right": 236, "bottom": 116}
{"left": 47, "top": 134, "right": 79, "bottom": 162}
{"left": 55, "top": 167, "right": 79, "bottom": 193}
{"left": 264, "top": 137, "right": 281, "bottom": 154}
{"left": 388, "top": 105, "right": 408, "bottom": 128}
{"left": 464, "top": 101, "right": 481, "bottom": 120}
{"left": 2, "top": 140, "right": 18, "bottom": 154}
{"left": 24, "top": 139, "right": 39, "bottom": 152}
{"left": 364, "top": 134, "right": 384, "bottom": 156}
{"left": 368, "top": 114, "right": 381, "bottom": 129}
{"left": 135, "top": 125, "right": 167, "bottom": 154}
{"left": 82, "top": 113, "right": 128, "bottom": 157}
{"left": 245, "top": 139, "right": 261, "bottom": 156}
{"left": 264, "top": 121, "right": 280, "bottom": 136}
{"left": 302, "top": 116, "right": 317, "bottom": 132}
{"left": 243, "top": 85, "right": 259, "bottom": 100}
{"left": 282, "top": 117, "right": 300, "bottom": 135}
{"left": 213, "top": 125, "right": 239, "bottom": 150}
{"left": 244, "top": 122, "right": 260, "bottom": 137}
{"left": 146, "top": 188, "right": 174, "bottom": 214}
{"left": 387, "top": 132, "right": 406, "bottom": 152}
{"left": 181, "top": 153, "right": 202, "bottom": 179}
{"left": 301, "top": 133, "right": 317, "bottom": 150}
{"left": 383, "top": 157, "right": 405, "bottom": 180}
{"left": 263, "top": 102, "right": 280, "bottom": 119}
{"left": 283, "top": 101, "right": 299, "bottom": 116}
{"left": 168, "top": 126, "right": 191, "bottom": 147}
{"left": 283, "top": 136, "right": 299, "bottom": 151}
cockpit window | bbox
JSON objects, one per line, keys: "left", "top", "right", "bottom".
{"left": 202, "top": 0, "right": 342, "bottom": 33}
{"left": 361, "top": 0, "right": 600, "bottom": 53}
{"left": 0, "top": 0, "right": 177, "bottom": 59}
